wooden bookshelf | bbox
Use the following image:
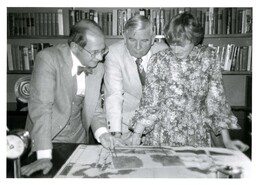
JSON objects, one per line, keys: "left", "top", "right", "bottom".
{"left": 7, "top": 7, "right": 252, "bottom": 106}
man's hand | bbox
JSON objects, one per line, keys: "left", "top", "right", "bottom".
{"left": 125, "top": 133, "right": 141, "bottom": 146}
{"left": 21, "top": 158, "right": 53, "bottom": 177}
{"left": 99, "top": 133, "right": 125, "bottom": 150}
{"left": 224, "top": 140, "right": 249, "bottom": 152}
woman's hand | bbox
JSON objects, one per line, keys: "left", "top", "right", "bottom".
{"left": 125, "top": 133, "right": 141, "bottom": 146}
{"left": 221, "top": 129, "right": 249, "bottom": 152}
{"left": 223, "top": 140, "right": 249, "bottom": 152}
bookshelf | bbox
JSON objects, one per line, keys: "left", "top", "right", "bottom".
{"left": 7, "top": 7, "right": 252, "bottom": 107}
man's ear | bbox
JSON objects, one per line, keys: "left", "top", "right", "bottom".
{"left": 70, "top": 42, "right": 78, "bottom": 53}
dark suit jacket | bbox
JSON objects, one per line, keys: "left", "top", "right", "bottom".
{"left": 25, "top": 44, "right": 105, "bottom": 152}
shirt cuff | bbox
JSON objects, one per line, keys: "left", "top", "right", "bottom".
{"left": 94, "top": 127, "right": 109, "bottom": 143}
{"left": 37, "top": 149, "right": 52, "bottom": 159}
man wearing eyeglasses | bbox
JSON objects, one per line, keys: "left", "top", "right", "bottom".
{"left": 104, "top": 15, "right": 168, "bottom": 141}
{"left": 21, "top": 19, "right": 123, "bottom": 176}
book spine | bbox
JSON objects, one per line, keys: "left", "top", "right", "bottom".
{"left": 245, "top": 8, "right": 252, "bottom": 33}
{"left": 19, "top": 13, "right": 24, "bottom": 36}
{"left": 31, "top": 13, "right": 36, "bottom": 36}
{"left": 247, "top": 46, "right": 252, "bottom": 71}
{"left": 94, "top": 11, "right": 98, "bottom": 23}
{"left": 35, "top": 12, "right": 40, "bottom": 36}
{"left": 7, "top": 13, "right": 10, "bottom": 36}
{"left": 126, "top": 8, "right": 132, "bottom": 20}
{"left": 234, "top": 47, "right": 241, "bottom": 71}
{"left": 23, "top": 47, "right": 30, "bottom": 71}
{"left": 57, "top": 9, "right": 64, "bottom": 35}
{"left": 98, "top": 12, "right": 103, "bottom": 29}
{"left": 69, "top": 9, "right": 75, "bottom": 28}
{"left": 231, "top": 8, "right": 237, "bottom": 34}
{"left": 23, "top": 13, "right": 28, "bottom": 36}
{"left": 39, "top": 13, "right": 44, "bottom": 36}
{"left": 48, "top": 12, "right": 52, "bottom": 36}
{"left": 7, "top": 44, "right": 14, "bottom": 71}
{"left": 27, "top": 13, "right": 32, "bottom": 36}
{"left": 223, "top": 44, "right": 232, "bottom": 71}
{"left": 156, "top": 10, "right": 160, "bottom": 35}
{"left": 112, "top": 9, "right": 118, "bottom": 36}
{"left": 44, "top": 12, "right": 48, "bottom": 36}
{"left": 102, "top": 12, "right": 108, "bottom": 35}
{"left": 205, "top": 11, "right": 209, "bottom": 35}
{"left": 108, "top": 12, "right": 112, "bottom": 36}
{"left": 75, "top": 10, "right": 80, "bottom": 23}
{"left": 222, "top": 8, "right": 228, "bottom": 34}
{"left": 9, "top": 13, "right": 16, "bottom": 36}
{"left": 160, "top": 9, "right": 165, "bottom": 35}
{"left": 217, "top": 8, "right": 223, "bottom": 34}
{"left": 52, "top": 12, "right": 56, "bottom": 36}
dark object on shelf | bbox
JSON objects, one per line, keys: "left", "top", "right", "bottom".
{"left": 16, "top": 98, "right": 28, "bottom": 111}
{"left": 14, "top": 76, "right": 30, "bottom": 103}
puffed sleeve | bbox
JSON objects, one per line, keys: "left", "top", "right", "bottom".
{"left": 204, "top": 47, "right": 241, "bottom": 135}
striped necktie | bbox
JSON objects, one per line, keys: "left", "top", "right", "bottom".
{"left": 135, "top": 58, "right": 146, "bottom": 86}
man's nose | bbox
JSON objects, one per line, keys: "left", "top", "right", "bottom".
{"left": 135, "top": 41, "right": 142, "bottom": 50}
{"left": 95, "top": 53, "right": 103, "bottom": 61}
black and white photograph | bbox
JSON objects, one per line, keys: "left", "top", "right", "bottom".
{"left": 2, "top": 0, "right": 254, "bottom": 182}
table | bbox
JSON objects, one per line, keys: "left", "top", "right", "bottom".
{"left": 7, "top": 143, "right": 78, "bottom": 178}
{"left": 7, "top": 143, "right": 251, "bottom": 178}
{"left": 54, "top": 145, "right": 251, "bottom": 178}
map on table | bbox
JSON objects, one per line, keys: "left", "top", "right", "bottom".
{"left": 54, "top": 145, "right": 251, "bottom": 178}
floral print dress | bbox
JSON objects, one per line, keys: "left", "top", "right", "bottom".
{"left": 131, "top": 45, "right": 240, "bottom": 147}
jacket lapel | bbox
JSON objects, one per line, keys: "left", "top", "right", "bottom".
{"left": 123, "top": 48, "right": 142, "bottom": 99}
{"left": 59, "top": 44, "right": 75, "bottom": 102}
{"left": 83, "top": 64, "right": 103, "bottom": 129}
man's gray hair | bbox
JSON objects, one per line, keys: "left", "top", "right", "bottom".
{"left": 124, "top": 14, "right": 153, "bottom": 34}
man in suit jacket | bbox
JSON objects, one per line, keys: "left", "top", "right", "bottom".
{"left": 104, "top": 15, "right": 168, "bottom": 139}
{"left": 21, "top": 20, "right": 122, "bottom": 176}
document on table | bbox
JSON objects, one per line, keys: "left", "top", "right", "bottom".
{"left": 54, "top": 145, "right": 251, "bottom": 178}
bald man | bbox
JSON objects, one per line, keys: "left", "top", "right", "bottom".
{"left": 21, "top": 19, "right": 123, "bottom": 176}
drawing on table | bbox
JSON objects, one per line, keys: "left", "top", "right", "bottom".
{"left": 54, "top": 145, "right": 251, "bottom": 178}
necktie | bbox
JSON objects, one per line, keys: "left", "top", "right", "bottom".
{"left": 135, "top": 58, "right": 146, "bottom": 86}
{"left": 77, "top": 65, "right": 93, "bottom": 76}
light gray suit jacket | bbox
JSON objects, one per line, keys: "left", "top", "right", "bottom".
{"left": 25, "top": 44, "right": 105, "bottom": 152}
{"left": 104, "top": 40, "right": 168, "bottom": 133}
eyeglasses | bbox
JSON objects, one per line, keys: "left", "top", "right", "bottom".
{"left": 79, "top": 45, "right": 109, "bottom": 58}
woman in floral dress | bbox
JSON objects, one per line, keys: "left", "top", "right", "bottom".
{"left": 128, "top": 12, "right": 248, "bottom": 152}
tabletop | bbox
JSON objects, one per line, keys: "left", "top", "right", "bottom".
{"left": 7, "top": 143, "right": 252, "bottom": 178}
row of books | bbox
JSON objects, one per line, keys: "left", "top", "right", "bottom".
{"left": 7, "top": 43, "right": 52, "bottom": 71}
{"left": 204, "top": 8, "right": 252, "bottom": 35}
{"left": 215, "top": 44, "right": 252, "bottom": 72}
{"left": 7, "top": 7, "right": 252, "bottom": 37}
{"left": 71, "top": 8, "right": 252, "bottom": 36}
{"left": 7, "top": 10, "right": 68, "bottom": 37}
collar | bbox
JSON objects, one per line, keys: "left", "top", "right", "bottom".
{"left": 132, "top": 50, "right": 152, "bottom": 63}
{"left": 71, "top": 51, "right": 84, "bottom": 76}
